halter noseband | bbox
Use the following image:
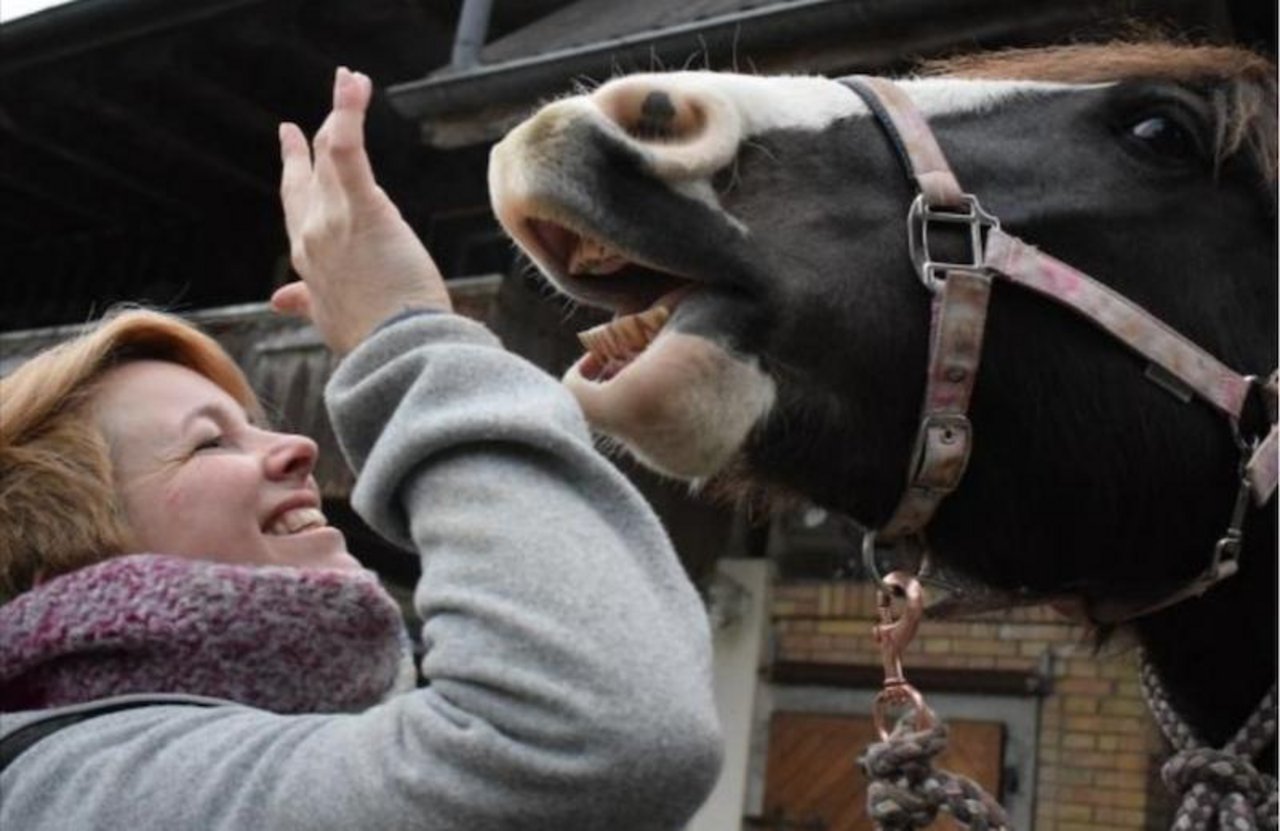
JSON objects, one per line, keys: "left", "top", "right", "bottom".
{"left": 839, "top": 75, "right": 1279, "bottom": 624}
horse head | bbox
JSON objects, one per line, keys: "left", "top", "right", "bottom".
{"left": 490, "top": 42, "right": 1277, "bottom": 745}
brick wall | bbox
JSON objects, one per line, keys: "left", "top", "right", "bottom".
{"left": 771, "top": 580, "right": 1171, "bottom": 830}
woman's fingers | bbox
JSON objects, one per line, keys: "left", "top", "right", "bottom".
{"left": 278, "top": 122, "right": 312, "bottom": 240}
{"left": 315, "top": 68, "right": 379, "bottom": 205}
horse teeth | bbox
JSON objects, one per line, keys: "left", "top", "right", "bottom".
{"left": 567, "top": 235, "right": 629, "bottom": 275}
{"left": 637, "top": 304, "right": 670, "bottom": 335}
{"left": 577, "top": 304, "right": 673, "bottom": 368}
{"left": 578, "top": 323, "right": 623, "bottom": 361}
{"left": 616, "top": 316, "right": 646, "bottom": 350}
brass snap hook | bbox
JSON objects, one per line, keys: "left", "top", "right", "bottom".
{"left": 871, "top": 571, "right": 935, "bottom": 740}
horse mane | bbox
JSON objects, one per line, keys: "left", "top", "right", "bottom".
{"left": 923, "top": 41, "right": 1278, "bottom": 183}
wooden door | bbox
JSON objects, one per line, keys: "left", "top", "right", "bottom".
{"left": 761, "top": 711, "right": 1004, "bottom": 831}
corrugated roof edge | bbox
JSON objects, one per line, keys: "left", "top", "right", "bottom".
{"left": 386, "top": 0, "right": 862, "bottom": 121}
{"left": 384, "top": 0, "right": 1162, "bottom": 136}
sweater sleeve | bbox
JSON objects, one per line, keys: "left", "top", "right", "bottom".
{"left": 0, "top": 314, "right": 722, "bottom": 831}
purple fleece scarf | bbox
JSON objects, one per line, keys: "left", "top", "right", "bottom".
{"left": 0, "top": 554, "right": 409, "bottom": 713}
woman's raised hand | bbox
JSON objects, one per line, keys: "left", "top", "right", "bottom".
{"left": 273, "top": 67, "right": 451, "bottom": 355}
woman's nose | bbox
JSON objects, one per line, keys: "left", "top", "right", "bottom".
{"left": 262, "top": 430, "right": 319, "bottom": 482}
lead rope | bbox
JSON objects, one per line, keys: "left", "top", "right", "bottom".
{"left": 1139, "top": 659, "right": 1279, "bottom": 830}
{"left": 861, "top": 721, "right": 1011, "bottom": 830}
{"left": 859, "top": 573, "right": 1011, "bottom": 830}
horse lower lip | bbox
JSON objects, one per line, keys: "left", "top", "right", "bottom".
{"left": 577, "top": 351, "right": 625, "bottom": 383}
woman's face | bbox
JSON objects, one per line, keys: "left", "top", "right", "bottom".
{"left": 91, "top": 359, "right": 359, "bottom": 570}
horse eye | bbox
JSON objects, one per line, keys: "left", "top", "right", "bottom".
{"left": 1126, "top": 114, "right": 1200, "bottom": 162}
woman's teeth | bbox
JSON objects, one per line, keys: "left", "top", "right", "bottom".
{"left": 267, "top": 507, "right": 328, "bottom": 536}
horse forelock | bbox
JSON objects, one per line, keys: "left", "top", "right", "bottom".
{"left": 925, "top": 41, "right": 1278, "bottom": 184}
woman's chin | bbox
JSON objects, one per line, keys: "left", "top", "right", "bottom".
{"left": 266, "top": 527, "right": 361, "bottom": 570}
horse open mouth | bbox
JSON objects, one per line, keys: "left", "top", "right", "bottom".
{"left": 525, "top": 217, "right": 700, "bottom": 383}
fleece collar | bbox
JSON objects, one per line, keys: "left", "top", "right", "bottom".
{"left": 0, "top": 554, "right": 410, "bottom": 713}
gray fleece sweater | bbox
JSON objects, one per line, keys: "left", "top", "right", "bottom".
{"left": 0, "top": 313, "right": 722, "bottom": 830}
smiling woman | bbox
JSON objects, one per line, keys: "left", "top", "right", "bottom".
{"left": 93, "top": 358, "right": 360, "bottom": 571}
{"left": 0, "top": 308, "right": 269, "bottom": 598}
{"left": 0, "top": 67, "right": 720, "bottom": 831}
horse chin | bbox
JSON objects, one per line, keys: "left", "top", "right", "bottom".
{"left": 563, "top": 329, "right": 777, "bottom": 480}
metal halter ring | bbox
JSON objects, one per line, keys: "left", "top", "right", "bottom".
{"left": 861, "top": 530, "right": 927, "bottom": 592}
{"left": 907, "top": 193, "right": 1000, "bottom": 292}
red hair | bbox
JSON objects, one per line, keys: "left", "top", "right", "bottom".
{"left": 0, "top": 309, "right": 260, "bottom": 602}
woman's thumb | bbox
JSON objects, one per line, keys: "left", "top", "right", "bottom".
{"left": 270, "top": 281, "right": 313, "bottom": 319}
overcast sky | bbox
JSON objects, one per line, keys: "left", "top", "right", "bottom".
{"left": 1, "top": 0, "right": 80, "bottom": 24}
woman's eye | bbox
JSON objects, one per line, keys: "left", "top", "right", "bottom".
{"left": 1125, "top": 114, "right": 1201, "bottom": 162}
{"left": 194, "top": 436, "right": 225, "bottom": 452}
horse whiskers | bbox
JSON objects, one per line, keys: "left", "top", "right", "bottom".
{"left": 561, "top": 298, "right": 591, "bottom": 326}
{"left": 697, "top": 457, "right": 807, "bottom": 520}
{"left": 569, "top": 76, "right": 601, "bottom": 96}
{"left": 591, "top": 433, "right": 633, "bottom": 464}
{"left": 647, "top": 47, "right": 667, "bottom": 73}
{"left": 743, "top": 139, "right": 778, "bottom": 165}
{"left": 713, "top": 156, "right": 744, "bottom": 198}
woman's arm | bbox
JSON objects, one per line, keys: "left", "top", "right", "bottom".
{"left": 323, "top": 309, "right": 721, "bottom": 828}
{"left": 286, "top": 65, "right": 721, "bottom": 826}
{"left": 0, "top": 66, "right": 720, "bottom": 831}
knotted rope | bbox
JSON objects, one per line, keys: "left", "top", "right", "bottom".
{"left": 1140, "top": 658, "right": 1278, "bottom": 830}
{"left": 860, "top": 719, "right": 1011, "bottom": 830}
{"left": 860, "top": 572, "right": 1012, "bottom": 830}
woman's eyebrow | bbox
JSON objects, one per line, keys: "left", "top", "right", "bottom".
{"left": 178, "top": 401, "right": 241, "bottom": 432}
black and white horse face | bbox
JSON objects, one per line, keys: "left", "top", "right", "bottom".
{"left": 490, "top": 54, "right": 1276, "bottom": 592}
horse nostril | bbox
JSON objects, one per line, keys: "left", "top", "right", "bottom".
{"left": 599, "top": 83, "right": 706, "bottom": 144}
{"left": 635, "top": 91, "right": 677, "bottom": 139}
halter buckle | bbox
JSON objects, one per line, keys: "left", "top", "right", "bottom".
{"left": 908, "top": 193, "right": 999, "bottom": 292}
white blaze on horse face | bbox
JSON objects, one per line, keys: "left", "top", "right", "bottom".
{"left": 488, "top": 71, "right": 1091, "bottom": 481}
{"left": 588, "top": 71, "right": 1087, "bottom": 139}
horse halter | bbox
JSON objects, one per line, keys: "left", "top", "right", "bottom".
{"left": 839, "top": 75, "right": 1279, "bottom": 624}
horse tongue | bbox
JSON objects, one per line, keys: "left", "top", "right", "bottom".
{"left": 567, "top": 235, "right": 628, "bottom": 275}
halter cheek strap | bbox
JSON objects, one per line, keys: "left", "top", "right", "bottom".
{"left": 839, "top": 75, "right": 1279, "bottom": 619}
{"left": 842, "top": 77, "right": 996, "bottom": 567}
